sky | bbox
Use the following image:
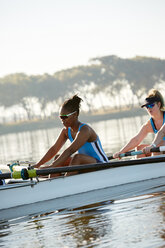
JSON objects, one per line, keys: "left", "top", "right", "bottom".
{"left": 0, "top": 0, "right": 165, "bottom": 77}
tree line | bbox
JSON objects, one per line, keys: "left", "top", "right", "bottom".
{"left": 0, "top": 55, "right": 165, "bottom": 123}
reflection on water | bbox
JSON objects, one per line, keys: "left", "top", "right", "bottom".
{"left": 0, "top": 194, "right": 164, "bottom": 248}
{"left": 0, "top": 115, "right": 153, "bottom": 165}
{"left": 0, "top": 115, "right": 164, "bottom": 248}
{"left": 0, "top": 127, "right": 61, "bottom": 163}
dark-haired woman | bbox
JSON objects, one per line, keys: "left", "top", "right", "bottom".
{"left": 34, "top": 95, "right": 108, "bottom": 174}
{"left": 113, "top": 89, "right": 165, "bottom": 158}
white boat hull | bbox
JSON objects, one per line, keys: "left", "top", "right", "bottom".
{"left": 1, "top": 160, "right": 165, "bottom": 213}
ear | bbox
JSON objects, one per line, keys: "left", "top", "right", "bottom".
{"left": 74, "top": 112, "right": 78, "bottom": 118}
{"left": 157, "top": 102, "right": 161, "bottom": 109}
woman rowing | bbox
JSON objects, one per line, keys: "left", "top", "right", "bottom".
{"left": 142, "top": 123, "right": 165, "bottom": 155}
{"left": 113, "top": 89, "right": 165, "bottom": 159}
{"left": 34, "top": 95, "right": 108, "bottom": 174}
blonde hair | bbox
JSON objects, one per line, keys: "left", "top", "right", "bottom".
{"left": 147, "top": 89, "right": 165, "bottom": 111}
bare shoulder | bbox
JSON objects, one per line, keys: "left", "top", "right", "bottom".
{"left": 80, "top": 124, "right": 92, "bottom": 133}
{"left": 61, "top": 127, "right": 69, "bottom": 137}
{"left": 80, "top": 123, "right": 97, "bottom": 141}
{"left": 142, "top": 119, "right": 153, "bottom": 132}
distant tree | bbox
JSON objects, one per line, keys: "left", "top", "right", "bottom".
{"left": 0, "top": 55, "right": 165, "bottom": 123}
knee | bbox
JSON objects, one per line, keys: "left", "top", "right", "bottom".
{"left": 70, "top": 154, "right": 81, "bottom": 165}
{"left": 54, "top": 154, "right": 71, "bottom": 166}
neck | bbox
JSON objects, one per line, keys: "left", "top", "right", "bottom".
{"left": 70, "top": 120, "right": 81, "bottom": 131}
{"left": 152, "top": 111, "right": 163, "bottom": 120}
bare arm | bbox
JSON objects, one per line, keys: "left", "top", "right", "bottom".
{"left": 143, "top": 124, "right": 165, "bottom": 154}
{"left": 34, "top": 128, "right": 68, "bottom": 168}
{"left": 43, "top": 125, "right": 91, "bottom": 168}
{"left": 151, "top": 124, "right": 165, "bottom": 146}
{"left": 113, "top": 121, "right": 150, "bottom": 158}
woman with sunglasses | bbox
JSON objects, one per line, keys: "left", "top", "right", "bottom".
{"left": 113, "top": 89, "right": 165, "bottom": 159}
{"left": 33, "top": 95, "right": 108, "bottom": 174}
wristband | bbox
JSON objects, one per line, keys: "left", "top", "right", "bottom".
{"left": 151, "top": 143, "right": 156, "bottom": 148}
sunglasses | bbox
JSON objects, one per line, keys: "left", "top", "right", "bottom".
{"left": 146, "top": 103, "right": 155, "bottom": 109}
{"left": 59, "top": 111, "right": 77, "bottom": 120}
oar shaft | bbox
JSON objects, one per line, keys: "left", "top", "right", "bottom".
{"left": 0, "top": 146, "right": 165, "bottom": 180}
{"left": 156, "top": 146, "right": 165, "bottom": 152}
{"left": 108, "top": 150, "right": 143, "bottom": 159}
{"left": 120, "top": 150, "right": 143, "bottom": 157}
{"left": 0, "top": 173, "right": 12, "bottom": 179}
{"left": 108, "top": 150, "right": 136, "bottom": 160}
{"left": 112, "top": 146, "right": 165, "bottom": 159}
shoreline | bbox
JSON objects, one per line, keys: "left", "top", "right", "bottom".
{"left": 0, "top": 108, "right": 146, "bottom": 135}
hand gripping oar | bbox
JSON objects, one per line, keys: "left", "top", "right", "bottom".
{"left": 0, "top": 146, "right": 165, "bottom": 180}
{"left": 108, "top": 146, "right": 165, "bottom": 160}
{"left": 108, "top": 150, "right": 135, "bottom": 160}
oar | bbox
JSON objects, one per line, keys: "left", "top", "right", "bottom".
{"left": 0, "top": 146, "right": 165, "bottom": 181}
{"left": 108, "top": 150, "right": 135, "bottom": 160}
{"left": 8, "top": 161, "right": 35, "bottom": 172}
{"left": 108, "top": 146, "right": 165, "bottom": 160}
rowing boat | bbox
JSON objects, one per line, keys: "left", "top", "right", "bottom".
{"left": 0, "top": 151, "right": 165, "bottom": 216}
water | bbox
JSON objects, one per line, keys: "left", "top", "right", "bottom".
{"left": 0, "top": 115, "right": 165, "bottom": 248}
{"left": 0, "top": 115, "right": 150, "bottom": 163}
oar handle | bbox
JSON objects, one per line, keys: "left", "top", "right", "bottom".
{"left": 108, "top": 150, "right": 136, "bottom": 160}
{"left": 120, "top": 146, "right": 165, "bottom": 157}
{"left": 109, "top": 146, "right": 165, "bottom": 160}
{"left": 119, "top": 150, "right": 141, "bottom": 157}
{"left": 153, "top": 146, "right": 165, "bottom": 152}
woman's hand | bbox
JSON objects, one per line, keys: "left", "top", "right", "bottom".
{"left": 113, "top": 152, "right": 122, "bottom": 159}
{"left": 142, "top": 145, "right": 153, "bottom": 155}
{"left": 32, "top": 163, "right": 42, "bottom": 169}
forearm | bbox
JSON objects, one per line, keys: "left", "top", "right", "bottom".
{"left": 143, "top": 126, "right": 165, "bottom": 154}
{"left": 34, "top": 146, "right": 57, "bottom": 168}
{"left": 152, "top": 129, "right": 165, "bottom": 146}
{"left": 113, "top": 137, "right": 141, "bottom": 159}
{"left": 119, "top": 137, "right": 140, "bottom": 153}
{"left": 46, "top": 148, "right": 73, "bottom": 168}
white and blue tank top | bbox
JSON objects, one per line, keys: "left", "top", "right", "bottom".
{"left": 67, "top": 123, "right": 109, "bottom": 163}
{"left": 150, "top": 112, "right": 165, "bottom": 140}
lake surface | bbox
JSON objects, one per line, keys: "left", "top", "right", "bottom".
{"left": 0, "top": 115, "right": 165, "bottom": 248}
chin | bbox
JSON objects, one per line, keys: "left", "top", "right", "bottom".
{"left": 63, "top": 122, "right": 69, "bottom": 128}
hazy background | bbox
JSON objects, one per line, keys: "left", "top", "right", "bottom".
{"left": 0, "top": 3, "right": 165, "bottom": 247}
{"left": 0, "top": 0, "right": 165, "bottom": 77}
{"left": 0, "top": 0, "right": 165, "bottom": 133}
